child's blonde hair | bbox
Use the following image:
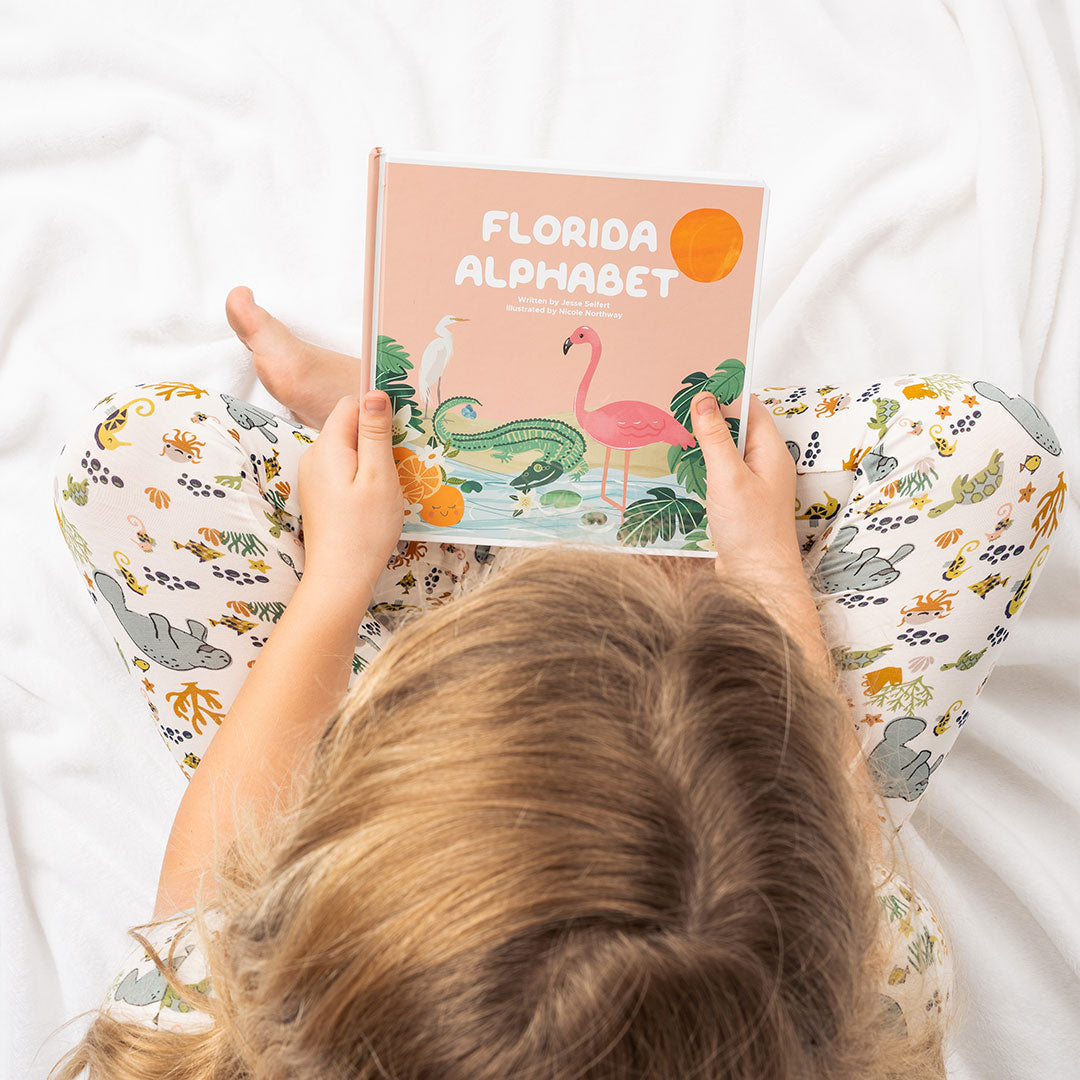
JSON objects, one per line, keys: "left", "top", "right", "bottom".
{"left": 48, "top": 544, "right": 950, "bottom": 1079}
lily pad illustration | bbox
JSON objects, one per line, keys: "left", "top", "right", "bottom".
{"left": 539, "top": 489, "right": 582, "bottom": 508}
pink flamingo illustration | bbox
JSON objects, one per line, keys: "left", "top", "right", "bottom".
{"left": 562, "top": 325, "right": 696, "bottom": 516}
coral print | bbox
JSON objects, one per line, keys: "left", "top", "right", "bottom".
{"left": 54, "top": 370, "right": 1065, "bottom": 1041}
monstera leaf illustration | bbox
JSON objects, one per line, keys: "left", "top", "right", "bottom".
{"left": 663, "top": 359, "right": 745, "bottom": 499}
{"left": 665, "top": 419, "right": 739, "bottom": 501}
{"left": 375, "top": 335, "right": 424, "bottom": 437}
{"left": 670, "top": 358, "right": 745, "bottom": 423}
{"left": 617, "top": 487, "right": 706, "bottom": 547}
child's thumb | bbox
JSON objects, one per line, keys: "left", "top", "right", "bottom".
{"left": 358, "top": 391, "right": 392, "bottom": 444}
{"left": 692, "top": 392, "right": 737, "bottom": 460}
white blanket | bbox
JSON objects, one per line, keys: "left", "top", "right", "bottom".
{"left": 4, "top": 2, "right": 1077, "bottom": 1077}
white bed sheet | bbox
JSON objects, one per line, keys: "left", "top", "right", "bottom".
{"left": 3, "top": 2, "right": 1078, "bottom": 1077}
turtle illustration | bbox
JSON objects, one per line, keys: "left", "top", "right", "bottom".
{"left": 926, "top": 449, "right": 1004, "bottom": 518}
{"left": 831, "top": 644, "right": 895, "bottom": 670}
{"left": 61, "top": 474, "right": 89, "bottom": 506}
{"left": 940, "top": 647, "right": 988, "bottom": 671}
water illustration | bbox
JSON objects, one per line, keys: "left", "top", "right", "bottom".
{"left": 377, "top": 330, "right": 745, "bottom": 557}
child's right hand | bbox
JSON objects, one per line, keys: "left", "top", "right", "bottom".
{"left": 297, "top": 391, "right": 404, "bottom": 605}
{"left": 691, "top": 390, "right": 804, "bottom": 588}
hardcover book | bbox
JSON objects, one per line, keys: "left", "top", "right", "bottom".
{"left": 361, "top": 147, "right": 768, "bottom": 558}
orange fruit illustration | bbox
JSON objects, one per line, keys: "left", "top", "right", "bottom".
{"left": 420, "top": 484, "right": 464, "bottom": 526}
{"left": 669, "top": 208, "right": 743, "bottom": 282}
{"left": 393, "top": 446, "right": 443, "bottom": 503}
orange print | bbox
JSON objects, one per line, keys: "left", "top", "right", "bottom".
{"left": 814, "top": 394, "right": 845, "bottom": 418}
{"left": 934, "top": 528, "right": 963, "bottom": 549}
{"left": 862, "top": 667, "right": 903, "bottom": 696}
{"left": 394, "top": 446, "right": 443, "bottom": 503}
{"left": 898, "top": 588, "right": 959, "bottom": 626}
{"left": 1031, "top": 472, "right": 1067, "bottom": 542}
{"left": 419, "top": 484, "right": 465, "bottom": 526}
{"left": 144, "top": 486, "right": 171, "bottom": 510}
{"left": 902, "top": 383, "right": 938, "bottom": 400}
{"left": 669, "top": 208, "right": 744, "bottom": 283}
{"left": 842, "top": 446, "right": 871, "bottom": 472}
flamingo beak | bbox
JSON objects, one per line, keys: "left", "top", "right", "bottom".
{"left": 562, "top": 336, "right": 572, "bottom": 355}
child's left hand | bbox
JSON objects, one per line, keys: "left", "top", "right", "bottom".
{"left": 297, "top": 390, "right": 403, "bottom": 604}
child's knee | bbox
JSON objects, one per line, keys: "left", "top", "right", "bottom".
{"left": 52, "top": 381, "right": 231, "bottom": 523}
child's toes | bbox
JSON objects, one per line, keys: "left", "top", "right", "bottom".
{"left": 226, "top": 286, "right": 296, "bottom": 357}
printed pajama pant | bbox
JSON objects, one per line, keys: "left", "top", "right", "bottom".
{"left": 52, "top": 374, "right": 1068, "bottom": 837}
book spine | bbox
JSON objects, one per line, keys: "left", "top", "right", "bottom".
{"left": 360, "top": 146, "right": 383, "bottom": 393}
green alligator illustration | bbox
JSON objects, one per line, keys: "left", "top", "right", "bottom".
{"left": 432, "top": 396, "right": 589, "bottom": 491}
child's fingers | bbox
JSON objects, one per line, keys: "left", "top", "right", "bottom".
{"left": 311, "top": 395, "right": 362, "bottom": 478}
{"left": 742, "top": 393, "right": 796, "bottom": 480}
{"left": 692, "top": 392, "right": 741, "bottom": 478}
{"left": 357, "top": 391, "right": 392, "bottom": 447}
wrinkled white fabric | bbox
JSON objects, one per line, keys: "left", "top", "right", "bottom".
{"left": 4, "top": 2, "right": 1078, "bottom": 1078}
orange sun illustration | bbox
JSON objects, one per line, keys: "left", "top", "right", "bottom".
{"left": 669, "top": 207, "right": 744, "bottom": 283}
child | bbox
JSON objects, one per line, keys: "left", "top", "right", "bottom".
{"left": 46, "top": 287, "right": 1066, "bottom": 1079}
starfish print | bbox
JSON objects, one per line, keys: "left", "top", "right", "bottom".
{"left": 936, "top": 405, "right": 951, "bottom": 418}
{"left": 911, "top": 494, "right": 931, "bottom": 510}
{"left": 963, "top": 394, "right": 979, "bottom": 408}
{"left": 248, "top": 558, "right": 272, "bottom": 573}
{"left": 142, "top": 677, "right": 155, "bottom": 693}
{"left": 864, "top": 713, "right": 884, "bottom": 725}
{"left": 1018, "top": 482, "right": 1035, "bottom": 503}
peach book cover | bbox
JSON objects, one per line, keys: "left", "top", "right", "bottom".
{"left": 361, "top": 147, "right": 768, "bottom": 558}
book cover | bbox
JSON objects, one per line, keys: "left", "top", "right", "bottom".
{"left": 361, "top": 147, "right": 768, "bottom": 558}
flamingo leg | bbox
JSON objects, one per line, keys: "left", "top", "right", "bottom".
{"left": 601, "top": 448, "right": 627, "bottom": 512}
{"left": 621, "top": 451, "right": 632, "bottom": 516}
{"left": 600, "top": 447, "right": 617, "bottom": 509}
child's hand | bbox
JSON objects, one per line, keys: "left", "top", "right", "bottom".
{"left": 692, "top": 390, "right": 834, "bottom": 674}
{"left": 691, "top": 390, "right": 803, "bottom": 586}
{"left": 298, "top": 391, "right": 403, "bottom": 603}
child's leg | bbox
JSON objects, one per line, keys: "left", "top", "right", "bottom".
{"left": 52, "top": 381, "right": 494, "bottom": 780}
{"left": 760, "top": 374, "right": 1068, "bottom": 834}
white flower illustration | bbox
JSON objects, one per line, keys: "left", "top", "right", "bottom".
{"left": 511, "top": 491, "right": 538, "bottom": 515}
{"left": 402, "top": 499, "right": 425, "bottom": 523}
{"left": 390, "top": 403, "right": 413, "bottom": 442}
{"left": 417, "top": 443, "right": 449, "bottom": 473}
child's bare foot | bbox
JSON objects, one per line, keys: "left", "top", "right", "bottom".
{"left": 225, "top": 286, "right": 365, "bottom": 429}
